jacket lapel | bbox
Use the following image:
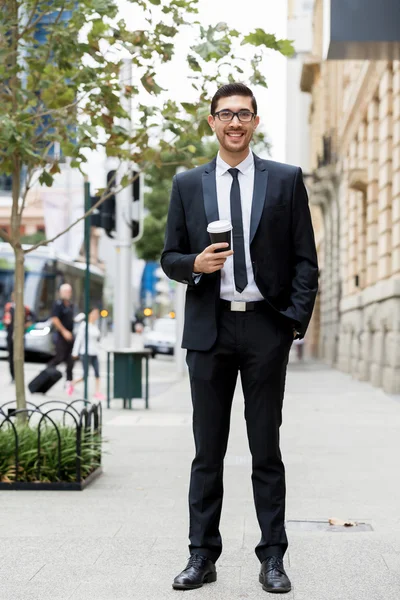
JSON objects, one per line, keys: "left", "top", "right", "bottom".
{"left": 202, "top": 158, "right": 219, "bottom": 225}
{"left": 250, "top": 154, "right": 269, "bottom": 244}
{"left": 202, "top": 154, "right": 269, "bottom": 243}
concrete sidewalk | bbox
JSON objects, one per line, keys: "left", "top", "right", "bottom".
{"left": 1, "top": 357, "right": 400, "bottom": 600}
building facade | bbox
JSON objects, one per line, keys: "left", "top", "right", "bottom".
{"left": 301, "top": 0, "right": 400, "bottom": 393}
{"left": 286, "top": 0, "right": 314, "bottom": 172}
{"left": 286, "top": 0, "right": 323, "bottom": 358}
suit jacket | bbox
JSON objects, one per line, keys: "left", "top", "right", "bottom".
{"left": 161, "top": 153, "right": 318, "bottom": 351}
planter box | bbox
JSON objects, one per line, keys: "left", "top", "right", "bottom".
{"left": 0, "top": 466, "right": 103, "bottom": 491}
{"left": 0, "top": 399, "right": 103, "bottom": 490}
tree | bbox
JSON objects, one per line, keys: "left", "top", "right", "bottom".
{"left": 0, "top": 0, "right": 293, "bottom": 412}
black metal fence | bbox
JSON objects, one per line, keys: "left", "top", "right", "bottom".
{"left": 0, "top": 399, "right": 102, "bottom": 490}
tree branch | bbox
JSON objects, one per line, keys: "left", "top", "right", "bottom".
{"left": 0, "top": 228, "right": 13, "bottom": 245}
{"left": 24, "top": 94, "right": 83, "bottom": 125}
{"left": 21, "top": 3, "right": 67, "bottom": 112}
{"left": 18, "top": 0, "right": 40, "bottom": 39}
{"left": 31, "top": 119, "right": 59, "bottom": 145}
{"left": 18, "top": 169, "right": 35, "bottom": 217}
{"left": 17, "top": 2, "right": 52, "bottom": 40}
{"left": 24, "top": 169, "right": 142, "bottom": 255}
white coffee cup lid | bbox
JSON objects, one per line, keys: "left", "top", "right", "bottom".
{"left": 207, "top": 220, "right": 232, "bottom": 234}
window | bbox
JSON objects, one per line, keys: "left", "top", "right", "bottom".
{"left": 0, "top": 174, "right": 12, "bottom": 192}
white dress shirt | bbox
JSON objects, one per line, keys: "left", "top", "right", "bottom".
{"left": 216, "top": 151, "right": 264, "bottom": 302}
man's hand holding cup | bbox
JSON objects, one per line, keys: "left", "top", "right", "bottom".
{"left": 194, "top": 243, "right": 233, "bottom": 274}
{"left": 193, "top": 220, "right": 234, "bottom": 274}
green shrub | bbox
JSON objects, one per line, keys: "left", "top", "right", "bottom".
{"left": 0, "top": 425, "right": 102, "bottom": 483}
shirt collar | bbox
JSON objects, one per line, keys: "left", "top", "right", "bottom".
{"left": 216, "top": 150, "right": 254, "bottom": 177}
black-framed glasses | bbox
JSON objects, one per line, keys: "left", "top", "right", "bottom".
{"left": 213, "top": 110, "right": 255, "bottom": 123}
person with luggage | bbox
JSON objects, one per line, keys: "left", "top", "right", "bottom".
{"left": 48, "top": 283, "right": 75, "bottom": 396}
{"left": 2, "top": 291, "right": 33, "bottom": 382}
{"left": 71, "top": 307, "right": 105, "bottom": 400}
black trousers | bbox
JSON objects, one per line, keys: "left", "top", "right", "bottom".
{"left": 48, "top": 335, "right": 74, "bottom": 381}
{"left": 186, "top": 305, "right": 293, "bottom": 563}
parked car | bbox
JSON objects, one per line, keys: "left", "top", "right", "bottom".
{"left": 143, "top": 317, "right": 176, "bottom": 357}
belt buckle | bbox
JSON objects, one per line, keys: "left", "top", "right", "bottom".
{"left": 231, "top": 301, "right": 246, "bottom": 312}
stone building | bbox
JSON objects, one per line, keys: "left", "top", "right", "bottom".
{"left": 300, "top": 0, "right": 400, "bottom": 393}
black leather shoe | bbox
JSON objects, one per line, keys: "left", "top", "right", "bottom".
{"left": 259, "top": 557, "right": 291, "bottom": 593}
{"left": 172, "top": 554, "right": 217, "bottom": 590}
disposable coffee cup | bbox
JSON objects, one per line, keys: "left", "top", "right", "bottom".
{"left": 207, "top": 220, "right": 233, "bottom": 253}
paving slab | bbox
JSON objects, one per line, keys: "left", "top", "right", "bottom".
{"left": 1, "top": 352, "right": 400, "bottom": 599}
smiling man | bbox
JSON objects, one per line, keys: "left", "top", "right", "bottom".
{"left": 161, "top": 83, "right": 318, "bottom": 594}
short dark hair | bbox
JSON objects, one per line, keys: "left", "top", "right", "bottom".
{"left": 210, "top": 83, "right": 257, "bottom": 116}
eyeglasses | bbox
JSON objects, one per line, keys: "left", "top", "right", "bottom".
{"left": 213, "top": 110, "right": 255, "bottom": 123}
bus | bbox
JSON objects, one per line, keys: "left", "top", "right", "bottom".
{"left": 0, "top": 243, "right": 104, "bottom": 358}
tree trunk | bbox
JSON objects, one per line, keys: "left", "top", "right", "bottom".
{"left": 13, "top": 246, "right": 27, "bottom": 417}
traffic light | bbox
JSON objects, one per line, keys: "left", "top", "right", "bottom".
{"left": 90, "top": 195, "right": 102, "bottom": 227}
{"left": 93, "top": 169, "right": 142, "bottom": 240}
{"left": 131, "top": 170, "right": 141, "bottom": 240}
{"left": 101, "top": 170, "right": 116, "bottom": 238}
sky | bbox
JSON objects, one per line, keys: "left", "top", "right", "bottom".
{"left": 86, "top": 0, "right": 288, "bottom": 189}
{"left": 188, "top": 0, "right": 288, "bottom": 161}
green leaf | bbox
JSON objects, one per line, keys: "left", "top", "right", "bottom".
{"left": 156, "top": 25, "right": 178, "bottom": 37}
{"left": 187, "top": 55, "right": 202, "bottom": 72}
{"left": 277, "top": 39, "right": 295, "bottom": 57}
{"left": 140, "top": 72, "right": 165, "bottom": 95}
{"left": 241, "top": 29, "right": 294, "bottom": 57}
{"left": 181, "top": 102, "right": 198, "bottom": 116}
{"left": 242, "top": 29, "right": 278, "bottom": 48}
{"left": 90, "top": 19, "right": 108, "bottom": 38}
{"left": 120, "top": 173, "right": 130, "bottom": 189}
{"left": 198, "top": 119, "right": 210, "bottom": 138}
{"left": 39, "top": 171, "right": 53, "bottom": 187}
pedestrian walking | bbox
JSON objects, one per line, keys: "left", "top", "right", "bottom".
{"left": 48, "top": 283, "right": 75, "bottom": 396}
{"left": 2, "top": 291, "right": 33, "bottom": 382}
{"left": 71, "top": 307, "right": 104, "bottom": 400}
{"left": 162, "top": 83, "right": 318, "bottom": 593}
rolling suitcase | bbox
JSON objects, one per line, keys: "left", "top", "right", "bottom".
{"left": 28, "top": 366, "right": 62, "bottom": 394}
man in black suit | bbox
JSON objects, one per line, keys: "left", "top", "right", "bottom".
{"left": 161, "top": 83, "right": 318, "bottom": 594}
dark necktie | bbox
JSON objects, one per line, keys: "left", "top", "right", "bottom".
{"left": 228, "top": 168, "right": 248, "bottom": 293}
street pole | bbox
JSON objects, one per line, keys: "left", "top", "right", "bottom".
{"left": 174, "top": 282, "right": 186, "bottom": 376}
{"left": 174, "top": 167, "right": 187, "bottom": 376}
{"left": 113, "top": 58, "right": 132, "bottom": 350}
{"left": 84, "top": 178, "right": 91, "bottom": 401}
